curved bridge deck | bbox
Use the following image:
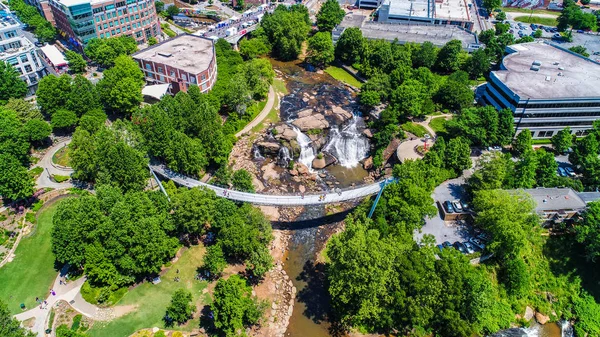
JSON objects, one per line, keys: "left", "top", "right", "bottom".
{"left": 151, "top": 165, "right": 391, "bottom": 206}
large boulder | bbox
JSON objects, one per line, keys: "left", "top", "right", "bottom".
{"left": 257, "top": 142, "right": 281, "bottom": 156}
{"left": 297, "top": 163, "right": 309, "bottom": 175}
{"left": 524, "top": 306, "right": 534, "bottom": 321}
{"left": 362, "top": 128, "right": 373, "bottom": 138}
{"left": 292, "top": 114, "right": 329, "bottom": 131}
{"left": 312, "top": 156, "right": 327, "bottom": 169}
{"left": 308, "top": 133, "right": 327, "bottom": 150}
{"left": 297, "top": 108, "right": 314, "bottom": 118}
{"left": 362, "top": 156, "right": 373, "bottom": 170}
{"left": 328, "top": 106, "right": 353, "bottom": 124}
{"left": 535, "top": 312, "right": 550, "bottom": 325}
{"left": 274, "top": 125, "right": 297, "bottom": 141}
{"left": 261, "top": 162, "right": 280, "bottom": 181}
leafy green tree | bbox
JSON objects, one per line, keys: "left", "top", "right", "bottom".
{"left": 464, "top": 48, "right": 491, "bottom": 79}
{"left": 0, "top": 61, "right": 27, "bottom": 103}
{"left": 36, "top": 74, "right": 72, "bottom": 114}
{"left": 245, "top": 245, "right": 273, "bottom": 279}
{"left": 171, "top": 187, "right": 216, "bottom": 236}
{"left": 513, "top": 129, "right": 533, "bottom": 156}
{"left": 569, "top": 45, "right": 590, "bottom": 57}
{"left": 495, "top": 22, "right": 510, "bottom": 35}
{"left": 482, "top": 0, "right": 501, "bottom": 12}
{"left": 467, "top": 152, "right": 510, "bottom": 192}
{"left": 55, "top": 324, "right": 86, "bottom": 337}
{"left": 239, "top": 37, "right": 271, "bottom": 59}
{"left": 0, "top": 153, "right": 34, "bottom": 200}
{"left": 513, "top": 150, "right": 538, "bottom": 188}
{"left": 212, "top": 275, "right": 264, "bottom": 336}
{"left": 434, "top": 78, "right": 474, "bottom": 111}
{"left": 166, "top": 5, "right": 180, "bottom": 19}
{"left": 533, "top": 29, "right": 543, "bottom": 38}
{"left": 84, "top": 36, "right": 137, "bottom": 67}
{"left": 0, "top": 300, "right": 35, "bottom": 337}
{"left": 496, "top": 11, "right": 506, "bottom": 21}
{"left": 389, "top": 79, "right": 432, "bottom": 119}
{"left": 97, "top": 56, "right": 144, "bottom": 114}
{"left": 243, "top": 58, "right": 275, "bottom": 100}
{"left": 155, "top": 0, "right": 164, "bottom": 11}
{"left": 359, "top": 90, "right": 381, "bottom": 109}
{"left": 576, "top": 201, "right": 600, "bottom": 262}
{"left": 435, "top": 40, "right": 464, "bottom": 73}
{"left": 573, "top": 292, "right": 600, "bottom": 337}
{"left": 335, "top": 27, "right": 363, "bottom": 64}
{"left": 316, "top": 0, "right": 345, "bottom": 31}
{"left": 306, "top": 31, "right": 335, "bottom": 68}
{"left": 148, "top": 37, "right": 158, "bottom": 46}
{"left": 413, "top": 41, "right": 438, "bottom": 69}
{"left": 51, "top": 109, "right": 78, "bottom": 131}
{"left": 165, "top": 289, "right": 194, "bottom": 326}
{"left": 23, "top": 118, "right": 51, "bottom": 143}
{"left": 551, "top": 127, "right": 573, "bottom": 154}
{"left": 65, "top": 50, "right": 87, "bottom": 74}
{"left": 258, "top": 5, "right": 311, "bottom": 60}
{"left": 444, "top": 137, "right": 472, "bottom": 174}
{"left": 67, "top": 75, "right": 101, "bottom": 117}
{"left": 501, "top": 257, "right": 530, "bottom": 296}
{"left": 79, "top": 109, "right": 107, "bottom": 134}
{"left": 4, "top": 98, "right": 42, "bottom": 122}
{"left": 232, "top": 169, "right": 255, "bottom": 192}
{"left": 535, "top": 148, "right": 558, "bottom": 187}
{"left": 0, "top": 109, "right": 30, "bottom": 164}
{"left": 202, "top": 244, "right": 227, "bottom": 278}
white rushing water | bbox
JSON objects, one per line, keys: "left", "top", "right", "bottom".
{"left": 292, "top": 126, "right": 316, "bottom": 170}
{"left": 253, "top": 146, "right": 265, "bottom": 160}
{"left": 278, "top": 146, "right": 292, "bottom": 166}
{"left": 323, "top": 115, "right": 369, "bottom": 168}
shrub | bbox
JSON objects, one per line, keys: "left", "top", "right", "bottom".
{"left": 154, "top": 331, "right": 167, "bottom": 337}
{"left": 25, "top": 212, "right": 36, "bottom": 224}
{"left": 71, "top": 314, "right": 82, "bottom": 331}
{"left": 32, "top": 200, "right": 44, "bottom": 212}
{"left": 52, "top": 175, "right": 70, "bottom": 183}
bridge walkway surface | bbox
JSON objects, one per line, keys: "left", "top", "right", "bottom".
{"left": 150, "top": 165, "right": 393, "bottom": 206}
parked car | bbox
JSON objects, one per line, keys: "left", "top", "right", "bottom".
{"left": 553, "top": 33, "right": 562, "bottom": 39}
{"left": 558, "top": 167, "right": 567, "bottom": 177}
{"left": 577, "top": 29, "right": 585, "bottom": 33}
{"left": 477, "top": 232, "right": 491, "bottom": 241}
{"left": 530, "top": 24, "right": 538, "bottom": 30}
{"left": 518, "top": 30, "right": 524, "bottom": 37}
{"left": 565, "top": 167, "right": 576, "bottom": 176}
{"left": 460, "top": 200, "right": 469, "bottom": 211}
{"left": 464, "top": 242, "right": 476, "bottom": 254}
{"left": 470, "top": 237, "right": 486, "bottom": 250}
{"left": 442, "top": 241, "right": 452, "bottom": 248}
{"left": 444, "top": 200, "right": 455, "bottom": 213}
{"left": 453, "top": 242, "right": 468, "bottom": 254}
{"left": 436, "top": 244, "right": 444, "bottom": 252}
{"left": 452, "top": 200, "right": 463, "bottom": 212}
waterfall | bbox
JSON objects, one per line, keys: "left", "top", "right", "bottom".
{"left": 323, "top": 115, "right": 369, "bottom": 168}
{"left": 253, "top": 146, "right": 265, "bottom": 160}
{"left": 292, "top": 126, "right": 315, "bottom": 170}
{"left": 560, "top": 320, "right": 573, "bottom": 337}
{"left": 278, "top": 146, "right": 292, "bottom": 166}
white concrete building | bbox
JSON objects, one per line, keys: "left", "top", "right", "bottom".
{"left": 377, "top": 0, "right": 474, "bottom": 31}
{"left": 0, "top": 4, "right": 47, "bottom": 95}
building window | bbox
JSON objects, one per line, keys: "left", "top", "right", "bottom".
{"left": 104, "top": 23, "right": 108, "bottom": 29}
{"left": 16, "top": 67, "right": 23, "bottom": 74}
{"left": 98, "top": 25, "right": 102, "bottom": 30}
{"left": 24, "top": 65, "right": 32, "bottom": 72}
{"left": 117, "top": 1, "right": 126, "bottom": 7}
{"left": 20, "top": 54, "right": 28, "bottom": 63}
{"left": 111, "top": 29, "right": 115, "bottom": 35}
{"left": 136, "top": 31, "right": 143, "bottom": 38}
{"left": 93, "top": 7, "right": 103, "bottom": 13}
{"left": 109, "top": 21, "right": 114, "bottom": 27}
{"left": 96, "top": 17, "right": 100, "bottom": 22}
{"left": 157, "top": 66, "right": 163, "bottom": 74}
{"left": 190, "top": 76, "right": 196, "bottom": 84}
{"left": 181, "top": 74, "right": 187, "bottom": 81}
{"left": 106, "top": 31, "right": 111, "bottom": 37}
{"left": 7, "top": 57, "right": 18, "bottom": 65}
{"left": 145, "top": 63, "right": 151, "bottom": 70}
{"left": 126, "top": 17, "right": 130, "bottom": 22}
{"left": 100, "top": 33, "right": 105, "bottom": 38}
{"left": 120, "top": 18, "right": 124, "bottom": 24}
{"left": 4, "top": 31, "right": 17, "bottom": 39}
{"left": 169, "top": 70, "right": 175, "bottom": 77}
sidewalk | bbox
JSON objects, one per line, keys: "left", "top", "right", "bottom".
{"left": 235, "top": 85, "right": 275, "bottom": 137}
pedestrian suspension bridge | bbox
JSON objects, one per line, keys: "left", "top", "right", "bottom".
{"left": 150, "top": 165, "right": 396, "bottom": 215}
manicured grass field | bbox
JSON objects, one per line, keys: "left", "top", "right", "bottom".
{"left": 325, "top": 66, "right": 363, "bottom": 88}
{"left": 88, "top": 245, "right": 210, "bottom": 337}
{"left": 0, "top": 200, "right": 68, "bottom": 314}
{"left": 502, "top": 7, "right": 559, "bottom": 16}
{"left": 429, "top": 117, "right": 449, "bottom": 134}
{"left": 401, "top": 122, "right": 428, "bottom": 137}
{"left": 52, "top": 146, "right": 71, "bottom": 167}
{"left": 514, "top": 16, "right": 558, "bottom": 27}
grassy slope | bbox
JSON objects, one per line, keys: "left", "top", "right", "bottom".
{"left": 52, "top": 147, "right": 71, "bottom": 167}
{"left": 502, "top": 7, "right": 560, "bottom": 16}
{"left": 0, "top": 201, "right": 67, "bottom": 314}
{"left": 325, "top": 66, "right": 363, "bottom": 88}
{"left": 514, "top": 16, "right": 558, "bottom": 26}
{"left": 429, "top": 117, "right": 448, "bottom": 134}
{"left": 401, "top": 122, "right": 429, "bottom": 137}
{"left": 88, "top": 245, "right": 209, "bottom": 337}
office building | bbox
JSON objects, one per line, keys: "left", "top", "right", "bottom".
{"left": 48, "top": 0, "right": 160, "bottom": 49}
{"left": 482, "top": 42, "right": 600, "bottom": 139}
{"left": 518, "top": 188, "right": 586, "bottom": 225}
{"left": 132, "top": 34, "right": 217, "bottom": 94}
{"left": 376, "top": 0, "right": 474, "bottom": 31}
{"left": 0, "top": 5, "right": 47, "bottom": 95}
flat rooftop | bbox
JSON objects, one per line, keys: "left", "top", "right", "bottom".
{"left": 132, "top": 34, "right": 214, "bottom": 75}
{"left": 493, "top": 42, "right": 600, "bottom": 100}
{"left": 383, "top": 0, "right": 471, "bottom": 21}
{"left": 434, "top": 0, "right": 471, "bottom": 21}
{"left": 0, "top": 9, "right": 21, "bottom": 30}
{"left": 386, "top": 0, "right": 433, "bottom": 19}
{"left": 520, "top": 188, "right": 586, "bottom": 212}
{"left": 357, "top": 21, "right": 477, "bottom": 48}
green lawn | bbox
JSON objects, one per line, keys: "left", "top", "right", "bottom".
{"left": 325, "top": 66, "right": 363, "bottom": 88}
{"left": 52, "top": 146, "right": 71, "bottom": 167}
{"left": 532, "top": 138, "right": 553, "bottom": 145}
{"left": 272, "top": 78, "right": 288, "bottom": 95}
{"left": 401, "top": 122, "right": 428, "bottom": 137}
{"left": 514, "top": 16, "right": 558, "bottom": 26}
{"left": 429, "top": 117, "right": 449, "bottom": 134}
{"left": 502, "top": 7, "right": 559, "bottom": 16}
{"left": 0, "top": 200, "right": 69, "bottom": 314}
{"left": 88, "top": 245, "right": 210, "bottom": 337}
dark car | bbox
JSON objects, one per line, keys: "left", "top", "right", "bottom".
{"left": 442, "top": 241, "right": 452, "bottom": 248}
{"left": 436, "top": 244, "right": 444, "bottom": 252}
{"left": 444, "top": 200, "right": 455, "bottom": 213}
{"left": 453, "top": 242, "right": 468, "bottom": 254}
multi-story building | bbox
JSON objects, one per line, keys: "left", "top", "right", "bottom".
{"left": 23, "top": 0, "right": 55, "bottom": 25}
{"left": 47, "top": 0, "right": 161, "bottom": 49}
{"left": 0, "top": 5, "right": 47, "bottom": 95}
{"left": 132, "top": 34, "right": 217, "bottom": 94}
{"left": 481, "top": 42, "right": 600, "bottom": 139}
{"left": 376, "top": 0, "right": 474, "bottom": 31}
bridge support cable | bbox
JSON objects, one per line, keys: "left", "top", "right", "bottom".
{"left": 149, "top": 165, "right": 171, "bottom": 201}
{"left": 367, "top": 177, "right": 397, "bottom": 218}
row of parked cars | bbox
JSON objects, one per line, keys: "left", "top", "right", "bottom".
{"left": 558, "top": 166, "right": 576, "bottom": 177}
{"left": 443, "top": 200, "right": 469, "bottom": 213}
{"left": 436, "top": 234, "right": 488, "bottom": 255}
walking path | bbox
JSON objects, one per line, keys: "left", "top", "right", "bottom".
{"left": 151, "top": 165, "right": 392, "bottom": 206}
{"left": 416, "top": 114, "right": 452, "bottom": 138}
{"left": 235, "top": 86, "right": 275, "bottom": 137}
{"left": 32, "top": 139, "right": 74, "bottom": 189}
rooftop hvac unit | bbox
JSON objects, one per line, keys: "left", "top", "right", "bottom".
{"left": 558, "top": 66, "right": 564, "bottom": 70}
{"left": 545, "top": 76, "right": 551, "bottom": 81}
{"left": 530, "top": 65, "right": 540, "bottom": 71}
{"left": 158, "top": 52, "right": 172, "bottom": 57}
{"left": 532, "top": 60, "right": 542, "bottom": 66}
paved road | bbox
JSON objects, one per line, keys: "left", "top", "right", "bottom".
{"left": 151, "top": 165, "right": 391, "bottom": 206}
{"left": 235, "top": 86, "right": 275, "bottom": 137}
{"left": 32, "top": 139, "right": 73, "bottom": 189}
{"left": 201, "top": 4, "right": 274, "bottom": 39}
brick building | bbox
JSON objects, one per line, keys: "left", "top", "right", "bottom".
{"left": 132, "top": 34, "right": 217, "bottom": 94}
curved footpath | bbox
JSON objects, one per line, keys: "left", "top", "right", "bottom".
{"left": 33, "top": 139, "right": 74, "bottom": 189}
{"left": 151, "top": 165, "right": 392, "bottom": 206}
{"left": 235, "top": 86, "right": 276, "bottom": 137}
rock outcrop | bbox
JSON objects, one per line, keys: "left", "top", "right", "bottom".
{"left": 292, "top": 113, "right": 329, "bottom": 131}
{"left": 524, "top": 306, "right": 534, "bottom": 321}
{"left": 273, "top": 124, "right": 297, "bottom": 141}
{"left": 312, "top": 157, "right": 327, "bottom": 169}
{"left": 535, "top": 312, "right": 550, "bottom": 325}
{"left": 328, "top": 106, "right": 353, "bottom": 124}
{"left": 257, "top": 142, "right": 281, "bottom": 156}
{"left": 362, "top": 156, "right": 373, "bottom": 170}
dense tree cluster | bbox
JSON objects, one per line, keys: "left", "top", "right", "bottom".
{"left": 255, "top": 5, "right": 311, "bottom": 61}
{"left": 52, "top": 186, "right": 178, "bottom": 291}
{"left": 65, "top": 50, "right": 87, "bottom": 74}
{"left": 576, "top": 200, "right": 600, "bottom": 263}
{"left": 447, "top": 105, "right": 514, "bottom": 147}
{"left": 558, "top": 0, "right": 598, "bottom": 32}
{"left": 306, "top": 32, "right": 335, "bottom": 68}
{"left": 211, "top": 275, "right": 264, "bottom": 336}
{"left": 316, "top": 0, "right": 345, "bottom": 31}
{"left": 8, "top": 0, "right": 56, "bottom": 42}
{"left": 84, "top": 36, "right": 138, "bottom": 67}
{"left": 165, "top": 289, "right": 195, "bottom": 326}
{"left": 0, "top": 300, "right": 35, "bottom": 337}
{"left": 0, "top": 61, "right": 28, "bottom": 103}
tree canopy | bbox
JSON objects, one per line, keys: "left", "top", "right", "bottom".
{"left": 165, "top": 289, "right": 195, "bottom": 326}
{"left": 257, "top": 5, "right": 311, "bottom": 61}
{"left": 306, "top": 31, "right": 335, "bottom": 68}
{"left": 0, "top": 61, "right": 27, "bottom": 104}
{"left": 211, "top": 275, "right": 264, "bottom": 336}
{"left": 84, "top": 36, "right": 138, "bottom": 67}
{"left": 316, "top": 0, "right": 345, "bottom": 31}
